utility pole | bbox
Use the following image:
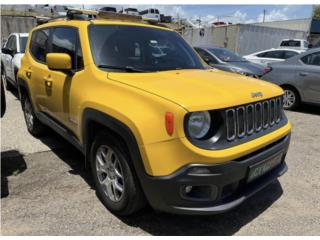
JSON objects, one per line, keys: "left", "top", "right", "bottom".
{"left": 263, "top": 9, "right": 266, "bottom": 23}
{"left": 196, "top": 16, "right": 201, "bottom": 28}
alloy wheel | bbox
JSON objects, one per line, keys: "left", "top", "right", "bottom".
{"left": 24, "top": 100, "right": 34, "bottom": 130}
{"left": 96, "top": 145, "right": 125, "bottom": 202}
{"left": 283, "top": 89, "right": 296, "bottom": 109}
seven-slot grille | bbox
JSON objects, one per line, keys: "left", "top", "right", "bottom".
{"left": 225, "top": 97, "right": 283, "bottom": 141}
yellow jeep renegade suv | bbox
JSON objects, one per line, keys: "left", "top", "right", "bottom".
{"left": 18, "top": 12, "right": 291, "bottom": 215}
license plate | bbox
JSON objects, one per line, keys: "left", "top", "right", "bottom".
{"left": 247, "top": 153, "right": 283, "bottom": 183}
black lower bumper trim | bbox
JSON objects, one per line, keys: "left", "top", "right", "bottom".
{"left": 140, "top": 134, "right": 290, "bottom": 215}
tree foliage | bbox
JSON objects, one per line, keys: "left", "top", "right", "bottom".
{"left": 314, "top": 6, "right": 320, "bottom": 19}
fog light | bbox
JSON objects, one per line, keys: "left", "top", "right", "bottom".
{"left": 188, "top": 167, "right": 210, "bottom": 175}
{"left": 185, "top": 185, "right": 193, "bottom": 194}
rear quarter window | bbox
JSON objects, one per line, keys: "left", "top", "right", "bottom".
{"left": 301, "top": 52, "right": 320, "bottom": 66}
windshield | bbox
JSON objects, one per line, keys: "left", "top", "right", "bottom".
{"left": 89, "top": 25, "right": 204, "bottom": 72}
{"left": 207, "top": 48, "right": 246, "bottom": 62}
{"left": 19, "top": 36, "right": 28, "bottom": 53}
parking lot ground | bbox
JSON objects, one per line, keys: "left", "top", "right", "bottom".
{"left": 1, "top": 89, "right": 320, "bottom": 235}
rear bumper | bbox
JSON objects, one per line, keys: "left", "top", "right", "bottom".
{"left": 140, "top": 134, "right": 290, "bottom": 215}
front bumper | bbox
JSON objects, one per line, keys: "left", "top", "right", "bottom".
{"left": 140, "top": 134, "right": 290, "bottom": 215}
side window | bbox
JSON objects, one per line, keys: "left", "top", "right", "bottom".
{"left": 4, "top": 36, "right": 13, "bottom": 49}
{"left": 51, "top": 27, "right": 84, "bottom": 70}
{"left": 284, "top": 51, "right": 298, "bottom": 59}
{"left": 256, "top": 52, "right": 266, "bottom": 58}
{"left": 196, "top": 49, "right": 218, "bottom": 64}
{"left": 263, "top": 51, "right": 284, "bottom": 59}
{"left": 11, "top": 36, "right": 17, "bottom": 51}
{"left": 30, "top": 29, "right": 50, "bottom": 63}
{"left": 301, "top": 52, "right": 320, "bottom": 66}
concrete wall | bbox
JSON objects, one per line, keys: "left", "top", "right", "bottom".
{"left": 182, "top": 25, "right": 240, "bottom": 51}
{"left": 182, "top": 23, "right": 308, "bottom": 56}
{"left": 253, "top": 18, "right": 311, "bottom": 32}
{"left": 238, "top": 24, "right": 307, "bottom": 55}
{"left": 1, "top": 16, "right": 36, "bottom": 41}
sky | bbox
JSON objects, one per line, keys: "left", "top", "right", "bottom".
{"left": 99, "top": 5, "right": 315, "bottom": 24}
{"left": 6, "top": 4, "right": 315, "bottom": 25}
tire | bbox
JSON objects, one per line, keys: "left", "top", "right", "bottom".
{"left": 90, "top": 132, "right": 146, "bottom": 215}
{"left": 22, "top": 95, "right": 47, "bottom": 136}
{"left": 282, "top": 86, "right": 300, "bottom": 110}
{"left": 1, "top": 70, "right": 14, "bottom": 91}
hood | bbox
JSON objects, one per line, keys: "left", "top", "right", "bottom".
{"left": 226, "top": 61, "right": 265, "bottom": 76}
{"left": 107, "top": 69, "right": 283, "bottom": 112}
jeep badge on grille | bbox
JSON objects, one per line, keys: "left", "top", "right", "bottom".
{"left": 251, "top": 92, "right": 263, "bottom": 98}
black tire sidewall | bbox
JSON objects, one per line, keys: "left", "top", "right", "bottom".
{"left": 90, "top": 134, "right": 140, "bottom": 215}
{"left": 22, "top": 96, "right": 46, "bottom": 136}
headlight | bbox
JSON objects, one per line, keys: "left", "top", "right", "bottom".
{"left": 187, "top": 111, "right": 211, "bottom": 139}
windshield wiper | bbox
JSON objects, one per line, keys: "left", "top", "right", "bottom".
{"left": 98, "top": 65, "right": 147, "bottom": 72}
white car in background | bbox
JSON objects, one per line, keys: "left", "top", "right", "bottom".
{"left": 279, "top": 39, "right": 311, "bottom": 50}
{"left": 139, "top": 8, "right": 160, "bottom": 22}
{"left": 243, "top": 48, "right": 305, "bottom": 66}
{"left": 1, "top": 33, "right": 29, "bottom": 90}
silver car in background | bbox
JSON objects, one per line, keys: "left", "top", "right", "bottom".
{"left": 262, "top": 48, "right": 320, "bottom": 110}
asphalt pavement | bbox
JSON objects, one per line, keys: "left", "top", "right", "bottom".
{"left": 1, "top": 88, "right": 320, "bottom": 235}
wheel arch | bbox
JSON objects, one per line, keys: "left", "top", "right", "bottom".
{"left": 16, "top": 77, "right": 31, "bottom": 102}
{"left": 280, "top": 84, "right": 303, "bottom": 102}
{"left": 82, "top": 108, "right": 147, "bottom": 179}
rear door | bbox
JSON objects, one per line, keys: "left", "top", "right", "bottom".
{"left": 297, "top": 52, "right": 320, "bottom": 103}
{"left": 28, "top": 28, "right": 51, "bottom": 111}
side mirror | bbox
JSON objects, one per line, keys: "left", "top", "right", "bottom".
{"left": 46, "top": 53, "right": 72, "bottom": 72}
{"left": 2, "top": 47, "right": 14, "bottom": 56}
{"left": 308, "top": 43, "right": 313, "bottom": 49}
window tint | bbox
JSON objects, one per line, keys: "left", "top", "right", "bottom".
{"left": 30, "top": 29, "right": 50, "bottom": 63}
{"left": 5, "top": 36, "right": 17, "bottom": 51}
{"left": 19, "top": 36, "right": 28, "bottom": 53}
{"left": 262, "top": 51, "right": 284, "bottom": 59}
{"left": 89, "top": 25, "right": 204, "bottom": 72}
{"left": 208, "top": 48, "right": 245, "bottom": 62}
{"left": 256, "top": 51, "right": 266, "bottom": 58}
{"left": 284, "top": 51, "right": 298, "bottom": 59}
{"left": 195, "top": 48, "right": 218, "bottom": 64}
{"left": 5, "top": 36, "right": 13, "bottom": 49}
{"left": 51, "top": 27, "right": 83, "bottom": 70}
{"left": 301, "top": 52, "right": 320, "bottom": 66}
{"left": 10, "top": 36, "right": 17, "bottom": 51}
{"left": 280, "top": 40, "right": 300, "bottom": 47}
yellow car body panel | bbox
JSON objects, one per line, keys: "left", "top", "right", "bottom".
{"left": 18, "top": 19, "right": 291, "bottom": 178}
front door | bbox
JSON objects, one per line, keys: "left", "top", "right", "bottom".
{"left": 43, "top": 26, "right": 84, "bottom": 130}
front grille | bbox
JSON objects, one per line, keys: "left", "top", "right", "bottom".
{"left": 226, "top": 97, "right": 283, "bottom": 141}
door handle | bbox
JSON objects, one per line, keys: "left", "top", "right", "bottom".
{"left": 26, "top": 69, "right": 32, "bottom": 78}
{"left": 44, "top": 76, "right": 53, "bottom": 88}
{"left": 299, "top": 72, "right": 308, "bottom": 77}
